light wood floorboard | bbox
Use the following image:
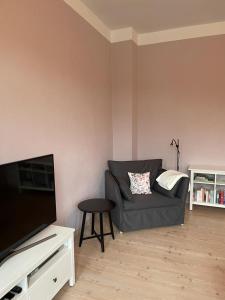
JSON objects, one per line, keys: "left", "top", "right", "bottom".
{"left": 55, "top": 207, "right": 225, "bottom": 300}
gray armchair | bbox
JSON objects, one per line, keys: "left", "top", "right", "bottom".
{"left": 105, "top": 159, "right": 189, "bottom": 232}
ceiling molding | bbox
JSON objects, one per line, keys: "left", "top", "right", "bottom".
{"left": 138, "top": 21, "right": 225, "bottom": 45}
{"left": 111, "top": 27, "right": 138, "bottom": 44}
{"left": 64, "top": 1, "right": 225, "bottom": 46}
{"left": 64, "top": 0, "right": 111, "bottom": 41}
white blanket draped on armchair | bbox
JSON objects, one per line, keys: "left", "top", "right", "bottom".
{"left": 156, "top": 170, "right": 189, "bottom": 190}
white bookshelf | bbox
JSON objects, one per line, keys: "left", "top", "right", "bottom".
{"left": 189, "top": 165, "right": 225, "bottom": 210}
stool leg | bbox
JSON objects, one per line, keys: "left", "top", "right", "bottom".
{"left": 79, "top": 212, "right": 86, "bottom": 247}
{"left": 99, "top": 212, "right": 104, "bottom": 252}
{"left": 91, "top": 213, "right": 95, "bottom": 235}
{"left": 108, "top": 211, "right": 115, "bottom": 240}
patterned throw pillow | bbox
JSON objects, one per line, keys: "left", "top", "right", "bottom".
{"left": 128, "top": 172, "right": 151, "bottom": 194}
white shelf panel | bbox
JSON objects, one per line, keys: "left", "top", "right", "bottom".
{"left": 189, "top": 165, "right": 225, "bottom": 174}
{"left": 193, "top": 202, "right": 225, "bottom": 208}
{"left": 194, "top": 181, "right": 215, "bottom": 185}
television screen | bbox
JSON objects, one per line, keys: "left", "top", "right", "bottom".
{"left": 0, "top": 154, "right": 57, "bottom": 263}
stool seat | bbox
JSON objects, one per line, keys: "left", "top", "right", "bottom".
{"left": 78, "top": 198, "right": 115, "bottom": 252}
{"left": 78, "top": 198, "right": 115, "bottom": 213}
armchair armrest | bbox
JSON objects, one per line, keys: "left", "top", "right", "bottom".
{"left": 105, "top": 170, "right": 123, "bottom": 208}
{"left": 176, "top": 177, "right": 190, "bottom": 202}
{"left": 154, "top": 169, "right": 189, "bottom": 204}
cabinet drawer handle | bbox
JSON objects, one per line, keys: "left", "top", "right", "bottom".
{"left": 53, "top": 277, "right": 58, "bottom": 283}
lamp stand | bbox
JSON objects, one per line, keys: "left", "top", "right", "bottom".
{"left": 170, "top": 138, "right": 180, "bottom": 171}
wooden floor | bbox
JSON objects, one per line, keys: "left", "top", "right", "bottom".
{"left": 55, "top": 207, "right": 225, "bottom": 300}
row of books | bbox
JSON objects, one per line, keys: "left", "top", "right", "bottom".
{"left": 216, "top": 190, "right": 225, "bottom": 205}
{"left": 194, "top": 188, "right": 214, "bottom": 203}
{"left": 194, "top": 188, "right": 225, "bottom": 205}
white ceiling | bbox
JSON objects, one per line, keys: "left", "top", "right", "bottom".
{"left": 81, "top": 0, "right": 225, "bottom": 33}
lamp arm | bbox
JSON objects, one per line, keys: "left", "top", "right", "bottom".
{"left": 170, "top": 138, "right": 176, "bottom": 145}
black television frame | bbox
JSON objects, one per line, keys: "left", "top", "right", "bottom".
{"left": 0, "top": 154, "right": 57, "bottom": 266}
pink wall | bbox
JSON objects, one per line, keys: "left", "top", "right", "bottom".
{"left": 0, "top": 0, "right": 112, "bottom": 227}
{"left": 1, "top": 0, "right": 225, "bottom": 230}
{"left": 111, "top": 41, "right": 137, "bottom": 160}
{"left": 137, "top": 35, "right": 225, "bottom": 171}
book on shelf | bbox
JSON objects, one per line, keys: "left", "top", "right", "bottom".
{"left": 216, "top": 192, "right": 219, "bottom": 204}
{"left": 194, "top": 188, "right": 214, "bottom": 204}
{"left": 205, "top": 190, "right": 209, "bottom": 203}
{"left": 209, "top": 190, "right": 214, "bottom": 204}
{"left": 216, "top": 190, "right": 225, "bottom": 205}
{"left": 196, "top": 190, "right": 202, "bottom": 202}
{"left": 220, "top": 191, "right": 224, "bottom": 204}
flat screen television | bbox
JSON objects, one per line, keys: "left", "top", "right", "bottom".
{"left": 0, "top": 154, "right": 57, "bottom": 264}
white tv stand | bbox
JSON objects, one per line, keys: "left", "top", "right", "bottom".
{"left": 0, "top": 225, "right": 75, "bottom": 300}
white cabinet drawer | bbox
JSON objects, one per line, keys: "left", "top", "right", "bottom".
{"left": 29, "top": 249, "right": 71, "bottom": 300}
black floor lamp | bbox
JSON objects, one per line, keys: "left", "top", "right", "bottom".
{"left": 170, "top": 138, "right": 180, "bottom": 171}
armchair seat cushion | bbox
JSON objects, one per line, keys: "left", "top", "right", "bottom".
{"left": 123, "top": 191, "right": 181, "bottom": 211}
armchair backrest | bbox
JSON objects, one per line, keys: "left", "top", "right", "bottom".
{"left": 108, "top": 159, "right": 162, "bottom": 188}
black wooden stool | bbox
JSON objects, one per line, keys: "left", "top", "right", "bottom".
{"left": 78, "top": 198, "right": 115, "bottom": 252}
